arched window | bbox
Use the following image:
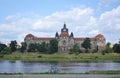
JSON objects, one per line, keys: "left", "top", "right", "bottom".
{"left": 63, "top": 40, "right": 66, "bottom": 45}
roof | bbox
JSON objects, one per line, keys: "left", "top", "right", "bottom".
{"left": 25, "top": 34, "right": 54, "bottom": 41}
{"left": 25, "top": 34, "right": 34, "bottom": 38}
{"left": 25, "top": 34, "right": 104, "bottom": 41}
{"left": 60, "top": 31, "right": 69, "bottom": 36}
{"left": 74, "top": 38, "right": 96, "bottom": 41}
{"left": 33, "top": 37, "right": 54, "bottom": 41}
{"left": 95, "top": 34, "right": 104, "bottom": 38}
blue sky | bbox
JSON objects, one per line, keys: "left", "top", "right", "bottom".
{"left": 0, "top": 0, "right": 120, "bottom": 44}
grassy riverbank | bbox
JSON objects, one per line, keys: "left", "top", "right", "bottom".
{"left": 0, "top": 70, "right": 120, "bottom": 75}
{"left": 0, "top": 52, "right": 120, "bottom": 62}
{"left": 88, "top": 70, "right": 120, "bottom": 74}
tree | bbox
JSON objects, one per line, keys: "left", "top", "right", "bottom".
{"left": 1, "top": 47, "right": 12, "bottom": 55}
{"left": 70, "top": 44, "right": 81, "bottom": 54}
{"left": 113, "top": 43, "right": 120, "bottom": 53}
{"left": 10, "top": 40, "right": 17, "bottom": 52}
{"left": 20, "top": 42, "right": 27, "bottom": 52}
{"left": 81, "top": 38, "right": 91, "bottom": 53}
{"left": 0, "top": 43, "right": 7, "bottom": 52}
{"left": 37, "top": 42, "right": 48, "bottom": 52}
{"left": 27, "top": 43, "right": 37, "bottom": 52}
{"left": 113, "top": 39, "right": 120, "bottom": 53}
{"left": 105, "top": 42, "right": 113, "bottom": 53}
{"left": 49, "top": 39, "right": 58, "bottom": 53}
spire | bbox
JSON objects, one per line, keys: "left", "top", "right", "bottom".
{"left": 61, "top": 22, "right": 68, "bottom": 32}
{"left": 70, "top": 32, "right": 74, "bottom": 37}
{"left": 63, "top": 22, "right": 66, "bottom": 28}
{"left": 55, "top": 32, "right": 59, "bottom": 37}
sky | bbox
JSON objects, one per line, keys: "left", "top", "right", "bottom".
{"left": 0, "top": 0, "right": 120, "bottom": 44}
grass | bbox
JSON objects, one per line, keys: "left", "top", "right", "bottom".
{"left": 0, "top": 70, "right": 120, "bottom": 75}
{"left": 0, "top": 52, "right": 120, "bottom": 62}
{"left": 88, "top": 70, "right": 120, "bottom": 74}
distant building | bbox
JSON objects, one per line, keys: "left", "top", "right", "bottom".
{"left": 25, "top": 23, "right": 106, "bottom": 52}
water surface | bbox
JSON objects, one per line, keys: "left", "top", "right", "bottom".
{"left": 0, "top": 61, "right": 120, "bottom": 73}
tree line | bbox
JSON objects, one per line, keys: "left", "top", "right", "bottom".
{"left": 0, "top": 39, "right": 58, "bottom": 55}
{"left": 27, "top": 39, "right": 58, "bottom": 54}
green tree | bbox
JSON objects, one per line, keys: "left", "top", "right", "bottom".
{"left": 81, "top": 38, "right": 91, "bottom": 53}
{"left": 70, "top": 44, "right": 81, "bottom": 54}
{"left": 27, "top": 43, "right": 37, "bottom": 52}
{"left": 10, "top": 40, "right": 17, "bottom": 52}
{"left": 113, "top": 43, "right": 120, "bottom": 53}
{"left": 1, "top": 47, "right": 12, "bottom": 55}
{"left": 113, "top": 40, "right": 120, "bottom": 53}
{"left": 105, "top": 42, "right": 113, "bottom": 53}
{"left": 20, "top": 42, "right": 27, "bottom": 52}
{"left": 49, "top": 39, "right": 58, "bottom": 53}
{"left": 37, "top": 42, "right": 48, "bottom": 52}
{"left": 0, "top": 43, "right": 7, "bottom": 52}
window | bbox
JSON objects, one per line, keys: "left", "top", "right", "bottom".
{"left": 63, "top": 29, "right": 66, "bottom": 31}
{"left": 63, "top": 40, "right": 66, "bottom": 45}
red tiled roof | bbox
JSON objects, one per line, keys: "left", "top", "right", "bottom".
{"left": 90, "top": 38, "right": 96, "bottom": 40}
{"left": 33, "top": 37, "right": 54, "bottom": 41}
{"left": 95, "top": 34, "right": 104, "bottom": 38}
{"left": 74, "top": 38, "right": 96, "bottom": 41}
{"left": 25, "top": 34, "right": 34, "bottom": 38}
{"left": 74, "top": 38, "right": 85, "bottom": 41}
{"left": 25, "top": 34, "right": 54, "bottom": 40}
{"left": 60, "top": 31, "right": 69, "bottom": 36}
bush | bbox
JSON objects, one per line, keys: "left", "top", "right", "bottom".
{"left": 0, "top": 55, "right": 4, "bottom": 58}
{"left": 105, "top": 47, "right": 113, "bottom": 53}
{"left": 95, "top": 56, "right": 98, "bottom": 59}
{"left": 102, "top": 51, "right": 105, "bottom": 55}
{"left": 70, "top": 44, "right": 81, "bottom": 54}
{"left": 38, "top": 55, "right": 42, "bottom": 58}
{"left": 69, "top": 51, "right": 73, "bottom": 54}
{"left": 1, "top": 47, "right": 12, "bottom": 55}
{"left": 92, "top": 49, "right": 97, "bottom": 53}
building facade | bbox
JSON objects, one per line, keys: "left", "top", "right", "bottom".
{"left": 25, "top": 23, "right": 106, "bottom": 52}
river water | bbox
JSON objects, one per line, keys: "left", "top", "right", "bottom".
{"left": 0, "top": 61, "right": 120, "bottom": 73}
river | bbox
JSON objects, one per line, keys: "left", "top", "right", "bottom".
{"left": 0, "top": 61, "right": 120, "bottom": 73}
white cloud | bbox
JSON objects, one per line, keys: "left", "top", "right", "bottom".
{"left": 98, "top": 0, "right": 120, "bottom": 7}
{"left": 98, "top": 6, "right": 120, "bottom": 43}
{"left": 0, "top": 6, "right": 120, "bottom": 43}
{"left": 88, "top": 30, "right": 100, "bottom": 36}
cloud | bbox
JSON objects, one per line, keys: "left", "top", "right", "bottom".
{"left": 98, "top": 0, "right": 120, "bottom": 7}
{"left": 88, "top": 30, "right": 100, "bottom": 36}
{"left": 0, "top": 6, "right": 120, "bottom": 43}
{"left": 98, "top": 6, "right": 120, "bottom": 43}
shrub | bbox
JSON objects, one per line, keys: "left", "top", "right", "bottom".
{"left": 1, "top": 47, "right": 12, "bottom": 55}
{"left": 0, "top": 55, "right": 4, "bottom": 58}
{"left": 38, "top": 55, "right": 42, "bottom": 58}
{"left": 95, "top": 56, "right": 98, "bottom": 59}
{"left": 69, "top": 51, "right": 73, "bottom": 54}
{"left": 102, "top": 51, "right": 105, "bottom": 55}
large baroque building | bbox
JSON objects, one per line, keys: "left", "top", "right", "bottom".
{"left": 25, "top": 23, "right": 106, "bottom": 52}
